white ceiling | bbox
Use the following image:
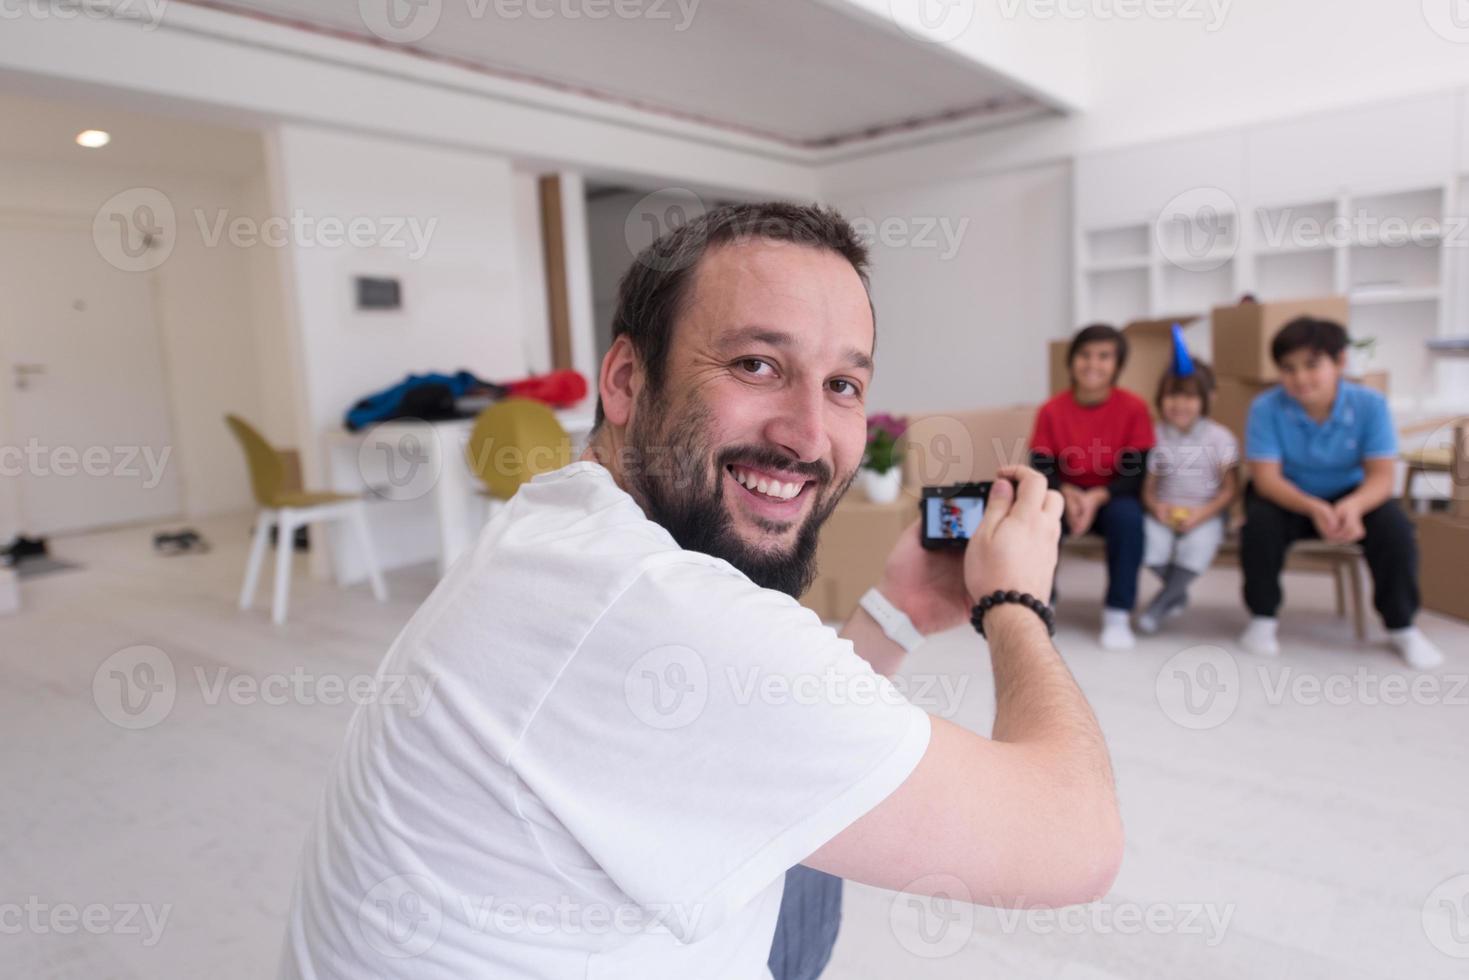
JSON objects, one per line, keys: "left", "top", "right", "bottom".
{"left": 0, "top": 90, "right": 264, "bottom": 179}
{"left": 198, "top": 0, "right": 1040, "bottom": 148}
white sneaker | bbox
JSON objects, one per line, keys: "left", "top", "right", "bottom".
{"left": 1100, "top": 608, "right": 1136, "bottom": 650}
{"left": 1239, "top": 616, "right": 1280, "bottom": 656}
{"left": 1389, "top": 627, "right": 1445, "bottom": 670}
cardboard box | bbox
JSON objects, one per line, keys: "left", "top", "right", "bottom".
{"left": 1453, "top": 421, "right": 1469, "bottom": 520}
{"left": 902, "top": 405, "right": 1038, "bottom": 489}
{"left": 1417, "top": 512, "right": 1469, "bottom": 623}
{"left": 1211, "top": 296, "right": 1351, "bottom": 382}
{"left": 1212, "top": 377, "right": 1272, "bottom": 450}
{"left": 1048, "top": 340, "right": 1071, "bottom": 398}
{"left": 802, "top": 496, "right": 913, "bottom": 622}
{"left": 1049, "top": 316, "right": 1204, "bottom": 413}
{"left": 803, "top": 405, "right": 1040, "bottom": 623}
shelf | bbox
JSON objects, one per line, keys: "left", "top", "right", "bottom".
{"left": 1082, "top": 256, "right": 1151, "bottom": 273}
{"left": 1349, "top": 286, "right": 1441, "bottom": 306}
{"left": 1254, "top": 240, "right": 1337, "bottom": 257}
{"left": 1427, "top": 338, "right": 1469, "bottom": 357}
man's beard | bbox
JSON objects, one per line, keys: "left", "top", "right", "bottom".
{"left": 623, "top": 389, "right": 856, "bottom": 598}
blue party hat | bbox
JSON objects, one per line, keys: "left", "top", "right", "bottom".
{"left": 1170, "top": 323, "right": 1195, "bottom": 377}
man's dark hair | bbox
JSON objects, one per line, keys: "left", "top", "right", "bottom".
{"left": 1271, "top": 316, "right": 1349, "bottom": 365}
{"left": 1067, "top": 323, "right": 1128, "bottom": 384}
{"left": 1156, "top": 359, "right": 1216, "bottom": 417}
{"left": 594, "top": 202, "right": 872, "bottom": 426}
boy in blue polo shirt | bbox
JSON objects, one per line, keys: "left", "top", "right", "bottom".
{"left": 1240, "top": 317, "right": 1443, "bottom": 668}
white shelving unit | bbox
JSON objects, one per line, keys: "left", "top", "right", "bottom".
{"left": 1075, "top": 179, "right": 1461, "bottom": 410}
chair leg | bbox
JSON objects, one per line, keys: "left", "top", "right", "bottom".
{"left": 348, "top": 504, "right": 388, "bottom": 602}
{"left": 240, "top": 510, "right": 274, "bottom": 611}
{"left": 1332, "top": 559, "right": 1346, "bottom": 618}
{"left": 1349, "top": 556, "right": 1367, "bottom": 641}
{"left": 272, "top": 510, "right": 297, "bottom": 626}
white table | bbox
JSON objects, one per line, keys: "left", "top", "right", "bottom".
{"left": 322, "top": 409, "right": 595, "bottom": 581}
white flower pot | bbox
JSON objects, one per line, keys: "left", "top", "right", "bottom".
{"left": 861, "top": 467, "right": 903, "bottom": 504}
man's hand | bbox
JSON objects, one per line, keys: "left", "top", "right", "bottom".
{"left": 1149, "top": 500, "right": 1175, "bottom": 527}
{"left": 1331, "top": 497, "right": 1367, "bottom": 543}
{"left": 964, "top": 465, "right": 1064, "bottom": 602}
{"left": 877, "top": 518, "right": 969, "bottom": 636}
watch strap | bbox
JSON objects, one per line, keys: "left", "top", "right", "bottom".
{"left": 858, "top": 587, "right": 925, "bottom": 653}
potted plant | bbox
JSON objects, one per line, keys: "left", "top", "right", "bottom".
{"left": 1347, "top": 335, "right": 1377, "bottom": 377}
{"left": 861, "top": 413, "right": 908, "bottom": 504}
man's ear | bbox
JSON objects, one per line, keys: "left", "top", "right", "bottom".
{"left": 598, "top": 334, "right": 641, "bottom": 427}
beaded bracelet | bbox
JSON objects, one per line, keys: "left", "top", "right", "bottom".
{"left": 970, "top": 589, "right": 1056, "bottom": 638}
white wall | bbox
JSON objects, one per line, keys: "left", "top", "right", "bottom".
{"left": 0, "top": 156, "right": 276, "bottom": 520}
{"left": 268, "top": 124, "right": 529, "bottom": 485}
{"left": 835, "top": 162, "right": 1072, "bottom": 413}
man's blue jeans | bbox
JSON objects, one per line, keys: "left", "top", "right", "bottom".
{"left": 768, "top": 866, "right": 842, "bottom": 980}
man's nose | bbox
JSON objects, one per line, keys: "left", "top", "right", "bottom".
{"left": 764, "top": 383, "right": 831, "bottom": 466}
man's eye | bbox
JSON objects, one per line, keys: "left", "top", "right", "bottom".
{"left": 830, "top": 379, "right": 861, "bottom": 397}
{"left": 739, "top": 358, "right": 772, "bottom": 376}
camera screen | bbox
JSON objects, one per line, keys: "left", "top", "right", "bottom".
{"left": 925, "top": 495, "right": 984, "bottom": 542}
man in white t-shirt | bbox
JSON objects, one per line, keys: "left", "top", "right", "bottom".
{"left": 279, "top": 203, "right": 1122, "bottom": 980}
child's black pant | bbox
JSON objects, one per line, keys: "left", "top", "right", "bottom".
{"left": 1240, "top": 484, "right": 1419, "bottom": 630}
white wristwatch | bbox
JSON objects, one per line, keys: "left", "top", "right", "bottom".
{"left": 858, "top": 587, "right": 925, "bottom": 653}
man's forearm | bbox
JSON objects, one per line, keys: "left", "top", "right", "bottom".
{"left": 985, "top": 606, "right": 1113, "bottom": 786}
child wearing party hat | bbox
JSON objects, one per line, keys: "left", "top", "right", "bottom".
{"left": 1137, "top": 327, "right": 1240, "bottom": 633}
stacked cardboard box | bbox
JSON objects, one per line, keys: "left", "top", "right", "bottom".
{"left": 1206, "top": 297, "right": 1388, "bottom": 448}
{"left": 1418, "top": 421, "right": 1469, "bottom": 623}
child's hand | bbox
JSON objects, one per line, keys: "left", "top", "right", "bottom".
{"left": 1176, "top": 509, "right": 1206, "bottom": 533}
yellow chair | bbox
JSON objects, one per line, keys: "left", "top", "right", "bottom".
{"left": 226, "top": 415, "right": 387, "bottom": 625}
{"left": 465, "top": 399, "right": 572, "bottom": 503}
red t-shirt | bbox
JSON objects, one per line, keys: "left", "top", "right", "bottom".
{"left": 1029, "top": 389, "right": 1156, "bottom": 489}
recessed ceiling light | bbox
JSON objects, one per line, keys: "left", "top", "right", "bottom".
{"left": 76, "top": 130, "right": 111, "bottom": 149}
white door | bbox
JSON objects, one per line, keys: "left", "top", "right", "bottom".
{"left": 0, "top": 222, "right": 182, "bottom": 535}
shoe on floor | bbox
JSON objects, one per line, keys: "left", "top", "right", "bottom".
{"left": 1389, "top": 627, "right": 1444, "bottom": 670}
{"left": 1239, "top": 616, "right": 1280, "bottom": 656}
{"left": 1100, "top": 608, "right": 1136, "bottom": 650}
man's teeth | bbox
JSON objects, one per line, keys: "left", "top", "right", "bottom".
{"left": 731, "top": 465, "right": 803, "bottom": 501}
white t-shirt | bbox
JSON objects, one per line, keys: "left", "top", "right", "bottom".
{"left": 279, "top": 461, "right": 932, "bottom": 980}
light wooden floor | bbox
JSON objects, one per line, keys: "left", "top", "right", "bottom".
{"left": 2, "top": 513, "right": 1466, "bottom": 978}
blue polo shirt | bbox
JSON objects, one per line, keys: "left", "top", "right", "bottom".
{"left": 1245, "top": 381, "right": 1397, "bottom": 499}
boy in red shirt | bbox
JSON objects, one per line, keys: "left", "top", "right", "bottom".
{"left": 1030, "top": 324, "right": 1155, "bottom": 649}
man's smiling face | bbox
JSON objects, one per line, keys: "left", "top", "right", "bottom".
{"left": 616, "top": 236, "right": 875, "bottom": 596}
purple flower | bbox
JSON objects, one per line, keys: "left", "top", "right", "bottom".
{"left": 867, "top": 413, "right": 908, "bottom": 440}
